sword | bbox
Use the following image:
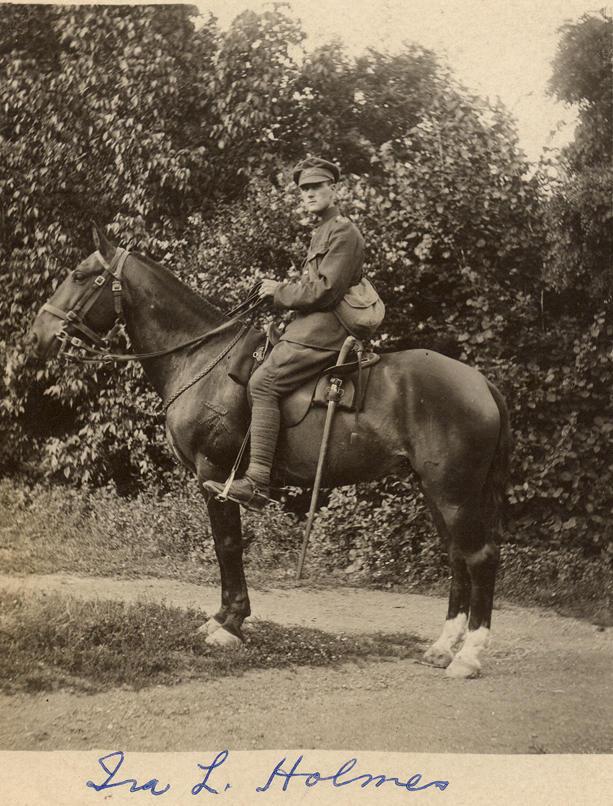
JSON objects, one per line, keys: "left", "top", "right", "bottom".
{"left": 296, "top": 336, "right": 357, "bottom": 580}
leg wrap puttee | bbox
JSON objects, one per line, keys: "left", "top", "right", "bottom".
{"left": 247, "top": 403, "right": 280, "bottom": 487}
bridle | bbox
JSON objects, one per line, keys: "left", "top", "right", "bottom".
{"left": 42, "top": 248, "right": 264, "bottom": 362}
{"left": 42, "top": 247, "right": 130, "bottom": 355}
{"left": 41, "top": 247, "right": 265, "bottom": 411}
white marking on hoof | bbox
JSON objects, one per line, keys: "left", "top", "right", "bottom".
{"left": 423, "top": 645, "right": 454, "bottom": 668}
{"left": 205, "top": 627, "right": 243, "bottom": 649}
{"left": 447, "top": 626, "right": 490, "bottom": 679}
{"left": 196, "top": 618, "right": 223, "bottom": 637}
{"left": 424, "top": 613, "right": 467, "bottom": 668}
{"left": 446, "top": 655, "right": 481, "bottom": 678}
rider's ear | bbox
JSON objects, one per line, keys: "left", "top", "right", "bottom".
{"left": 92, "top": 222, "right": 114, "bottom": 262}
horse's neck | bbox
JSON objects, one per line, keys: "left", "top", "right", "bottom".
{"left": 121, "top": 254, "right": 226, "bottom": 399}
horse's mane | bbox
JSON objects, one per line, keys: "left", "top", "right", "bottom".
{"left": 133, "top": 252, "right": 225, "bottom": 324}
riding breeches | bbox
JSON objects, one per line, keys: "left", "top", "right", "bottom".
{"left": 245, "top": 341, "right": 338, "bottom": 485}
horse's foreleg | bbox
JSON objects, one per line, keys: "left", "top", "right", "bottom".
{"left": 446, "top": 541, "right": 499, "bottom": 679}
{"left": 201, "top": 495, "right": 251, "bottom": 649}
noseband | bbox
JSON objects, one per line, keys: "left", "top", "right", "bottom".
{"left": 42, "top": 248, "right": 129, "bottom": 353}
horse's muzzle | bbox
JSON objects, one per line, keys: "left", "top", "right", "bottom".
{"left": 26, "top": 319, "right": 60, "bottom": 360}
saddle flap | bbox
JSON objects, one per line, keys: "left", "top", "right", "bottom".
{"left": 281, "top": 366, "right": 373, "bottom": 428}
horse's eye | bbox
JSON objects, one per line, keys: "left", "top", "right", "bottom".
{"left": 72, "top": 272, "right": 85, "bottom": 284}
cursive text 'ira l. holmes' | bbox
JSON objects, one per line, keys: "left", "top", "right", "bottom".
{"left": 86, "top": 750, "right": 449, "bottom": 796}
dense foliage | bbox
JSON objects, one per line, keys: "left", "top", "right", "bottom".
{"left": 544, "top": 11, "right": 612, "bottom": 302}
{"left": 1, "top": 5, "right": 610, "bottom": 567}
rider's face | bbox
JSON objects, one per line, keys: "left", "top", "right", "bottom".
{"left": 299, "top": 181, "right": 336, "bottom": 215}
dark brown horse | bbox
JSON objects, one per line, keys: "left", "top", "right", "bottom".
{"left": 29, "top": 225, "right": 510, "bottom": 678}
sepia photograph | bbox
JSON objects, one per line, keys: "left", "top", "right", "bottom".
{"left": 0, "top": 1, "right": 611, "bottom": 803}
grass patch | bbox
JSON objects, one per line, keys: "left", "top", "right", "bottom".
{"left": 0, "top": 591, "right": 424, "bottom": 694}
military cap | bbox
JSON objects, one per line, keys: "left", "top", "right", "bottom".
{"left": 292, "top": 157, "right": 341, "bottom": 186}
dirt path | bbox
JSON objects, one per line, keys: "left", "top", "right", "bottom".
{"left": 1, "top": 573, "right": 612, "bottom": 754}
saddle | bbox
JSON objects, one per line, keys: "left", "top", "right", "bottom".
{"left": 227, "top": 326, "right": 380, "bottom": 428}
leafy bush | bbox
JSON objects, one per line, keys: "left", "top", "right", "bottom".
{"left": 543, "top": 11, "right": 612, "bottom": 302}
{"left": 497, "top": 544, "right": 612, "bottom": 624}
{"left": 0, "top": 5, "right": 610, "bottom": 569}
{"left": 0, "top": 477, "right": 302, "bottom": 579}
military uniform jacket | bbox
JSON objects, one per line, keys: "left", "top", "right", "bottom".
{"left": 273, "top": 206, "right": 364, "bottom": 350}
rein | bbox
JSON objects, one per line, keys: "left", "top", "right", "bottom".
{"left": 45, "top": 248, "right": 264, "bottom": 411}
{"left": 64, "top": 315, "right": 256, "bottom": 364}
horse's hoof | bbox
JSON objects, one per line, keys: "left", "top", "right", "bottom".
{"left": 446, "top": 655, "right": 481, "bottom": 679}
{"left": 423, "top": 645, "right": 454, "bottom": 668}
{"left": 205, "top": 627, "right": 243, "bottom": 649}
{"left": 197, "top": 618, "right": 223, "bottom": 637}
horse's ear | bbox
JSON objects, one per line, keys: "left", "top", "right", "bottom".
{"left": 91, "top": 221, "right": 114, "bottom": 261}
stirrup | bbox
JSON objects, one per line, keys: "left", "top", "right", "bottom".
{"left": 203, "top": 477, "right": 272, "bottom": 511}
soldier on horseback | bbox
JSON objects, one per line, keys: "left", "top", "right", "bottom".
{"left": 206, "top": 156, "right": 384, "bottom": 509}
{"left": 30, "top": 177, "right": 509, "bottom": 677}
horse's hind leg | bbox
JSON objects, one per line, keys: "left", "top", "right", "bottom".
{"left": 424, "top": 499, "right": 499, "bottom": 678}
{"left": 447, "top": 537, "right": 499, "bottom": 679}
{"left": 423, "top": 501, "right": 470, "bottom": 668}
{"left": 199, "top": 494, "right": 251, "bottom": 649}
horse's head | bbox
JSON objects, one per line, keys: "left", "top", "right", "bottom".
{"left": 29, "top": 224, "right": 127, "bottom": 360}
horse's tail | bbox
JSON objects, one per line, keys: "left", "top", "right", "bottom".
{"left": 483, "top": 380, "right": 511, "bottom": 536}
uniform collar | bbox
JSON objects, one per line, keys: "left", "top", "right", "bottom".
{"left": 314, "top": 205, "right": 339, "bottom": 228}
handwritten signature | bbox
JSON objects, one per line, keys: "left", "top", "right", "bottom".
{"left": 86, "top": 750, "right": 449, "bottom": 796}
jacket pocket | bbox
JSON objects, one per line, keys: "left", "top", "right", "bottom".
{"left": 306, "top": 245, "right": 330, "bottom": 262}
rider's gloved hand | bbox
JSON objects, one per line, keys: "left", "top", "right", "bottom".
{"left": 259, "top": 279, "right": 280, "bottom": 299}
